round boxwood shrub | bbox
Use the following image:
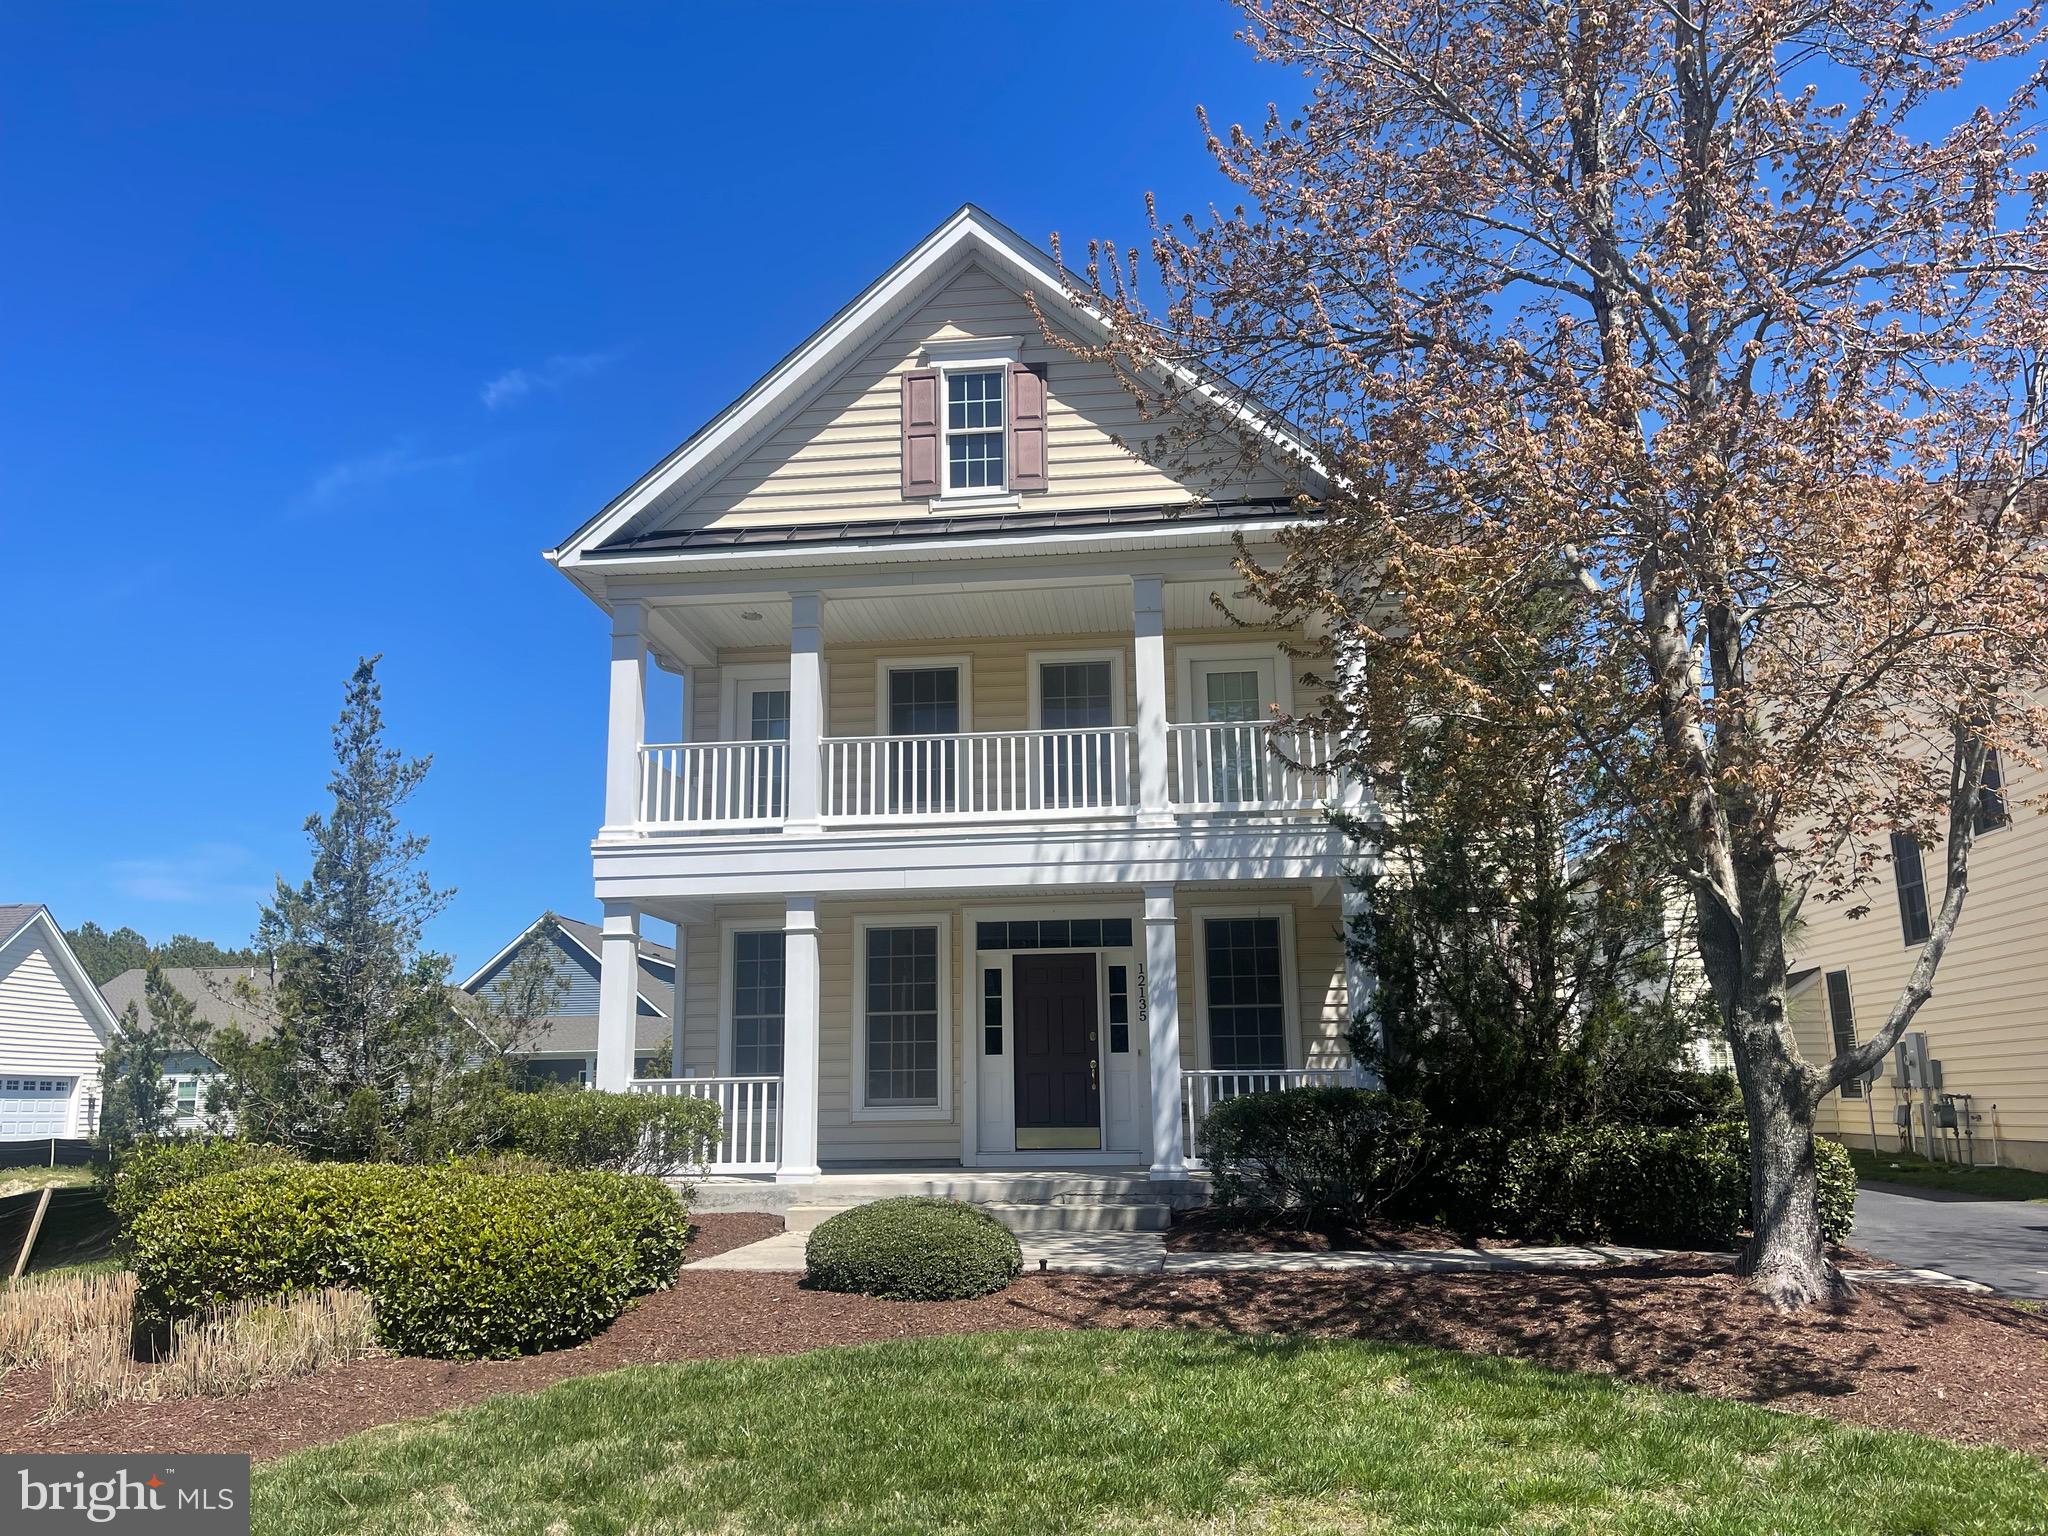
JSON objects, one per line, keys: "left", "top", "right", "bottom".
{"left": 804, "top": 1197, "right": 1021, "bottom": 1300}
{"left": 131, "top": 1162, "right": 689, "bottom": 1358}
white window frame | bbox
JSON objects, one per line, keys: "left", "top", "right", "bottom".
{"left": 1191, "top": 905, "right": 1302, "bottom": 1072}
{"left": 873, "top": 655, "right": 974, "bottom": 735}
{"left": 1026, "top": 649, "right": 1128, "bottom": 729}
{"left": 852, "top": 912, "right": 954, "bottom": 1121}
{"left": 717, "top": 917, "right": 789, "bottom": 1077}
{"left": 1174, "top": 641, "right": 1294, "bottom": 723}
{"left": 717, "top": 663, "right": 793, "bottom": 743}
{"left": 923, "top": 338, "right": 1023, "bottom": 508}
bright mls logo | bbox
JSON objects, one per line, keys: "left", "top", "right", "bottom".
{"left": 3, "top": 1455, "right": 249, "bottom": 1534}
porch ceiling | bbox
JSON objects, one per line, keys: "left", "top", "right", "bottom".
{"left": 655, "top": 578, "right": 1274, "bottom": 654}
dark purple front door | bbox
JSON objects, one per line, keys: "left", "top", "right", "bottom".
{"left": 1013, "top": 953, "right": 1100, "bottom": 1149}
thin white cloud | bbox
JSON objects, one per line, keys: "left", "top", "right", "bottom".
{"left": 108, "top": 844, "right": 268, "bottom": 907}
{"left": 480, "top": 347, "right": 621, "bottom": 410}
{"left": 288, "top": 439, "right": 481, "bottom": 517}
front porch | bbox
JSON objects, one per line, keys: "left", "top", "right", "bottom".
{"left": 598, "top": 884, "right": 1372, "bottom": 1184}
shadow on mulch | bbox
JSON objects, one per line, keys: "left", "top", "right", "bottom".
{"left": 4, "top": 1218, "right": 2042, "bottom": 1465}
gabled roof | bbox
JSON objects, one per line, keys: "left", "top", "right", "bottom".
{"left": 545, "top": 203, "right": 1324, "bottom": 572}
{"left": 1, "top": 903, "right": 124, "bottom": 1042}
{"left": 100, "top": 965, "right": 280, "bottom": 1041}
{"left": 458, "top": 913, "right": 673, "bottom": 1019}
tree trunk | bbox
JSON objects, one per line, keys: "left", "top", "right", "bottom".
{"left": 1729, "top": 989, "right": 1846, "bottom": 1308}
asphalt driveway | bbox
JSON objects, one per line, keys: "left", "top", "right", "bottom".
{"left": 1851, "top": 1182, "right": 2048, "bottom": 1297}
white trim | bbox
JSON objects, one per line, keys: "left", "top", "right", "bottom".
{"left": 1174, "top": 641, "right": 1294, "bottom": 724}
{"left": 459, "top": 916, "right": 667, "bottom": 1019}
{"left": 1189, "top": 904, "right": 1303, "bottom": 1073}
{"left": 716, "top": 917, "right": 787, "bottom": 1078}
{"left": 546, "top": 205, "right": 1327, "bottom": 570}
{"left": 873, "top": 654, "right": 975, "bottom": 735}
{"left": 1026, "top": 649, "right": 1129, "bottom": 730}
{"left": 717, "top": 662, "right": 793, "bottom": 743}
{"left": 851, "top": 912, "right": 954, "bottom": 1122}
{"left": 936, "top": 359, "right": 1011, "bottom": 501}
{"left": 920, "top": 336, "right": 1022, "bottom": 367}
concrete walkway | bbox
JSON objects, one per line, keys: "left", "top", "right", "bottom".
{"left": 690, "top": 1229, "right": 1987, "bottom": 1289}
{"left": 1851, "top": 1182, "right": 2048, "bottom": 1298}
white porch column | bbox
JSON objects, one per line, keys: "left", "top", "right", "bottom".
{"left": 668, "top": 922, "right": 688, "bottom": 1075}
{"left": 775, "top": 895, "right": 822, "bottom": 1182}
{"left": 786, "top": 591, "right": 824, "bottom": 833}
{"left": 595, "top": 901, "right": 641, "bottom": 1092}
{"left": 1132, "top": 575, "right": 1172, "bottom": 825}
{"left": 604, "top": 598, "right": 647, "bottom": 833}
{"left": 1144, "top": 883, "right": 1186, "bottom": 1180}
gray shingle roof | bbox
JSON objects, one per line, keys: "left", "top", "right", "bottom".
{"left": 99, "top": 965, "right": 282, "bottom": 1041}
{"left": 0, "top": 904, "right": 45, "bottom": 945}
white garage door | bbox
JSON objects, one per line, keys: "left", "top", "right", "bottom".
{"left": 0, "top": 1076, "right": 74, "bottom": 1138}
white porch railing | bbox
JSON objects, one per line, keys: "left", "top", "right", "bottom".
{"left": 631, "top": 1075, "right": 781, "bottom": 1173}
{"left": 820, "top": 727, "right": 1137, "bottom": 823}
{"left": 1180, "top": 1066, "right": 1366, "bottom": 1168}
{"left": 1170, "top": 722, "right": 1336, "bottom": 813}
{"left": 639, "top": 742, "right": 788, "bottom": 828}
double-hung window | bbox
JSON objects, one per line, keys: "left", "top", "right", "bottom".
{"left": 731, "top": 930, "right": 786, "bottom": 1075}
{"left": 1038, "top": 659, "right": 1116, "bottom": 807}
{"left": 1203, "top": 916, "right": 1288, "bottom": 1069}
{"left": 884, "top": 664, "right": 962, "bottom": 813}
{"left": 945, "top": 368, "right": 1005, "bottom": 492}
{"left": 1891, "top": 833, "right": 1932, "bottom": 946}
{"left": 862, "top": 923, "right": 944, "bottom": 1111}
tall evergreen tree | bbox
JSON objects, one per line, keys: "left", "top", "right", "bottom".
{"left": 98, "top": 965, "right": 203, "bottom": 1147}
{"left": 209, "top": 656, "right": 456, "bottom": 1156}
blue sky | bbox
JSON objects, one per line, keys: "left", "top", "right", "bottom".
{"left": 0, "top": 3, "right": 1274, "bottom": 974}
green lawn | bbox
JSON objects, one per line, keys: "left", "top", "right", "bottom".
{"left": 1848, "top": 1146, "right": 2048, "bottom": 1203}
{"left": 254, "top": 1331, "right": 2048, "bottom": 1536}
{"left": 0, "top": 1164, "right": 93, "bottom": 1196}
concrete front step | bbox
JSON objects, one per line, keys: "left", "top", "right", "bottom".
{"left": 783, "top": 1200, "right": 1172, "bottom": 1234}
{"left": 689, "top": 1171, "right": 1207, "bottom": 1216}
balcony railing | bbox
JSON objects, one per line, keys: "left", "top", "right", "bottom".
{"left": 640, "top": 741, "right": 788, "bottom": 828}
{"left": 1180, "top": 1066, "right": 1369, "bottom": 1168}
{"left": 629, "top": 1074, "right": 780, "bottom": 1172}
{"left": 821, "top": 726, "right": 1136, "bottom": 823}
{"left": 1169, "top": 722, "right": 1336, "bottom": 814}
{"left": 634, "top": 723, "right": 1336, "bottom": 832}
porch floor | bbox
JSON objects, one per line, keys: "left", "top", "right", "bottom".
{"left": 685, "top": 1166, "right": 1208, "bottom": 1216}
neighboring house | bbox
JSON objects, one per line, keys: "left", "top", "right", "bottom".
{"left": 458, "top": 915, "right": 677, "bottom": 1084}
{"left": 1788, "top": 737, "right": 2048, "bottom": 1169}
{"left": 98, "top": 964, "right": 277, "bottom": 1130}
{"left": 0, "top": 905, "right": 121, "bottom": 1139}
{"left": 547, "top": 205, "right": 1369, "bottom": 1182}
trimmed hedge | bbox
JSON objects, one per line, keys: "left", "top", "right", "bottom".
{"left": 805, "top": 1198, "right": 1021, "bottom": 1301}
{"left": 101, "top": 1138, "right": 300, "bottom": 1228}
{"left": 1199, "top": 1087, "right": 1430, "bottom": 1222}
{"left": 1201, "top": 1089, "right": 1856, "bottom": 1249}
{"left": 410, "top": 1086, "right": 721, "bottom": 1175}
{"left": 131, "top": 1162, "right": 689, "bottom": 1358}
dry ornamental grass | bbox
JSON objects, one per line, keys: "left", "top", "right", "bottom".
{"left": 2, "top": 1271, "right": 379, "bottom": 1420}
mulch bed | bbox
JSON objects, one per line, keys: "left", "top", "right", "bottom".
{"left": 4, "top": 1235, "right": 2044, "bottom": 1464}
{"left": 1164, "top": 1206, "right": 1499, "bottom": 1253}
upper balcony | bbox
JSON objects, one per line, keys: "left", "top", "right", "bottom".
{"left": 634, "top": 720, "right": 1338, "bottom": 832}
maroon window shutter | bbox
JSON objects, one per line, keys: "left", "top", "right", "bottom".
{"left": 901, "top": 369, "right": 940, "bottom": 497}
{"left": 1009, "top": 362, "right": 1048, "bottom": 492}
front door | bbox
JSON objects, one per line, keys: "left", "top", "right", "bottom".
{"left": 1012, "top": 953, "right": 1100, "bottom": 1151}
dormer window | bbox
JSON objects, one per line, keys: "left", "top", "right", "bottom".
{"left": 946, "top": 368, "right": 1006, "bottom": 491}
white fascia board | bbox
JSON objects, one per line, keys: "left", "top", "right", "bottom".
{"left": 11, "top": 908, "right": 124, "bottom": 1042}
{"left": 589, "top": 822, "right": 1344, "bottom": 901}
{"left": 547, "top": 205, "right": 1328, "bottom": 573}
{"left": 585, "top": 516, "right": 1300, "bottom": 590}
{"left": 460, "top": 916, "right": 668, "bottom": 1017}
